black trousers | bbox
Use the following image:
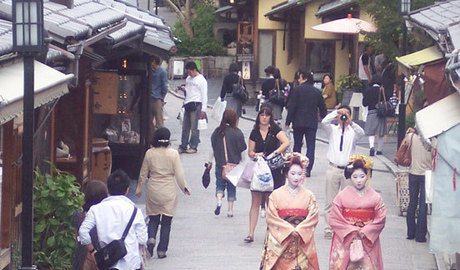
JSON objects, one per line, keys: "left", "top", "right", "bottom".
{"left": 292, "top": 127, "right": 317, "bottom": 173}
{"left": 406, "top": 174, "right": 427, "bottom": 241}
{"left": 148, "top": 214, "right": 173, "bottom": 252}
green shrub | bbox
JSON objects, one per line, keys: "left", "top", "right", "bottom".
{"left": 174, "top": 3, "right": 225, "bottom": 56}
{"left": 33, "top": 165, "right": 84, "bottom": 270}
{"left": 337, "top": 74, "right": 363, "bottom": 91}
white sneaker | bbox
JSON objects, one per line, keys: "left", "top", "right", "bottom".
{"left": 260, "top": 208, "right": 266, "bottom": 218}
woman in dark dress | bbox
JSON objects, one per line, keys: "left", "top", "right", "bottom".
{"left": 244, "top": 105, "right": 290, "bottom": 243}
{"left": 220, "top": 63, "right": 244, "bottom": 117}
{"left": 362, "top": 77, "right": 387, "bottom": 156}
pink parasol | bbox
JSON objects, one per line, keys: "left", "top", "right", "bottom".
{"left": 312, "top": 14, "right": 377, "bottom": 34}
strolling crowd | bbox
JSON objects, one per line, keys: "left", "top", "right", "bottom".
{"left": 73, "top": 59, "right": 436, "bottom": 270}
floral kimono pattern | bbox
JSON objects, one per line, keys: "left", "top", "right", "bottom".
{"left": 261, "top": 186, "right": 319, "bottom": 270}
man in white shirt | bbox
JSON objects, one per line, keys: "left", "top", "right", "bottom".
{"left": 79, "top": 169, "right": 148, "bottom": 270}
{"left": 358, "top": 44, "right": 374, "bottom": 88}
{"left": 321, "top": 105, "right": 365, "bottom": 238}
{"left": 179, "top": 61, "right": 208, "bottom": 154}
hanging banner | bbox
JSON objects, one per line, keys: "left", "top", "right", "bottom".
{"left": 242, "top": 61, "right": 251, "bottom": 80}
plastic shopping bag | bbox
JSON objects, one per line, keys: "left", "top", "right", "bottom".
{"left": 225, "top": 162, "right": 246, "bottom": 187}
{"left": 240, "top": 158, "right": 256, "bottom": 183}
{"left": 198, "top": 119, "right": 208, "bottom": 130}
{"left": 250, "top": 157, "right": 274, "bottom": 192}
{"left": 211, "top": 99, "right": 227, "bottom": 121}
{"left": 425, "top": 170, "right": 433, "bottom": 204}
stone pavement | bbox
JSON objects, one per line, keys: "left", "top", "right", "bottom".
{"left": 128, "top": 86, "right": 437, "bottom": 269}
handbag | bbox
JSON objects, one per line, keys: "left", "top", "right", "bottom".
{"left": 264, "top": 152, "right": 284, "bottom": 170}
{"left": 376, "top": 87, "right": 395, "bottom": 118}
{"left": 222, "top": 136, "right": 238, "bottom": 181}
{"left": 268, "top": 79, "right": 285, "bottom": 106}
{"left": 349, "top": 238, "right": 364, "bottom": 262}
{"left": 263, "top": 132, "right": 284, "bottom": 170}
{"left": 202, "top": 162, "right": 212, "bottom": 189}
{"left": 94, "top": 207, "right": 137, "bottom": 270}
{"left": 232, "top": 76, "right": 249, "bottom": 103}
{"left": 394, "top": 132, "right": 414, "bottom": 167}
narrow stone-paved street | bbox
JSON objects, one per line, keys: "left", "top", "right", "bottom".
{"left": 129, "top": 88, "right": 437, "bottom": 270}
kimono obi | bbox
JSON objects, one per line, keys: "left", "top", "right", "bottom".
{"left": 342, "top": 208, "right": 374, "bottom": 227}
{"left": 278, "top": 208, "right": 309, "bottom": 226}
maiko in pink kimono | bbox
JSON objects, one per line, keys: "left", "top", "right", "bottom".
{"left": 329, "top": 155, "right": 386, "bottom": 270}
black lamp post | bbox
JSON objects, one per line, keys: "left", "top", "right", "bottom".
{"left": 398, "top": 0, "right": 410, "bottom": 147}
{"left": 12, "top": 0, "right": 44, "bottom": 268}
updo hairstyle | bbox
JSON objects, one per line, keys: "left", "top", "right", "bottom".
{"left": 344, "top": 159, "right": 369, "bottom": 179}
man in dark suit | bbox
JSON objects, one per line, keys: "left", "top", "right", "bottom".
{"left": 285, "top": 68, "right": 327, "bottom": 176}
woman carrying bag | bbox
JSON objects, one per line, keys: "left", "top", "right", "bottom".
{"left": 244, "top": 105, "right": 290, "bottom": 243}
{"left": 220, "top": 63, "right": 245, "bottom": 118}
{"left": 362, "top": 77, "right": 387, "bottom": 156}
{"left": 210, "top": 109, "right": 247, "bottom": 217}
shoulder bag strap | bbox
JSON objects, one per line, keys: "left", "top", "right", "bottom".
{"left": 275, "top": 79, "right": 280, "bottom": 91}
{"left": 379, "top": 86, "right": 387, "bottom": 102}
{"left": 121, "top": 207, "right": 138, "bottom": 240}
{"left": 223, "top": 135, "right": 229, "bottom": 164}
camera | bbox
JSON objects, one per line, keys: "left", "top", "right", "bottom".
{"left": 340, "top": 114, "right": 348, "bottom": 121}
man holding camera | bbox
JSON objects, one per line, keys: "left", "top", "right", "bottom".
{"left": 321, "top": 105, "right": 365, "bottom": 238}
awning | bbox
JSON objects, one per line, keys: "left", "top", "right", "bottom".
{"left": 265, "top": 0, "right": 306, "bottom": 21}
{"left": 0, "top": 60, "right": 74, "bottom": 125}
{"left": 214, "top": 5, "right": 236, "bottom": 15}
{"left": 395, "top": 45, "right": 444, "bottom": 70}
{"left": 316, "top": 0, "right": 357, "bottom": 17}
{"left": 416, "top": 92, "right": 460, "bottom": 139}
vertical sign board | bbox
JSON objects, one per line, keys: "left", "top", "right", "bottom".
{"left": 242, "top": 61, "right": 251, "bottom": 80}
{"left": 173, "top": 61, "right": 184, "bottom": 78}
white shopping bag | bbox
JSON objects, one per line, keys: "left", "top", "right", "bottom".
{"left": 177, "top": 107, "right": 185, "bottom": 125}
{"left": 425, "top": 170, "right": 433, "bottom": 204}
{"left": 250, "top": 157, "right": 274, "bottom": 192}
{"left": 211, "top": 99, "right": 227, "bottom": 121}
{"left": 225, "top": 162, "right": 246, "bottom": 187}
{"left": 198, "top": 118, "right": 208, "bottom": 130}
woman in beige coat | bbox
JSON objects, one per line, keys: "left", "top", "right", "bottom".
{"left": 135, "top": 127, "right": 191, "bottom": 259}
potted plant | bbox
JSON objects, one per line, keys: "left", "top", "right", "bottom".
{"left": 336, "top": 74, "right": 364, "bottom": 105}
{"left": 33, "top": 165, "right": 84, "bottom": 270}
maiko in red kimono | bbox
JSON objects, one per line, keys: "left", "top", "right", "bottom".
{"left": 329, "top": 186, "right": 386, "bottom": 270}
{"left": 261, "top": 185, "right": 319, "bottom": 270}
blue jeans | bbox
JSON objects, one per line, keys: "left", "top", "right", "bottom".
{"left": 293, "top": 127, "right": 317, "bottom": 173}
{"left": 180, "top": 103, "right": 202, "bottom": 150}
{"left": 406, "top": 174, "right": 427, "bottom": 241}
{"left": 215, "top": 165, "right": 236, "bottom": 201}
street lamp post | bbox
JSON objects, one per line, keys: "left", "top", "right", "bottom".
{"left": 398, "top": 0, "right": 411, "bottom": 147}
{"left": 12, "top": 0, "right": 44, "bottom": 268}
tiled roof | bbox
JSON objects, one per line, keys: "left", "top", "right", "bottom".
{"left": 407, "top": 0, "right": 460, "bottom": 52}
{"left": 0, "top": 0, "right": 175, "bottom": 54}
{"left": 0, "top": 19, "right": 12, "bottom": 56}
{"left": 100, "top": 0, "right": 175, "bottom": 51}
{"left": 0, "top": 19, "right": 68, "bottom": 60}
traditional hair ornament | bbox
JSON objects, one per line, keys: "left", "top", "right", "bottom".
{"left": 158, "top": 139, "right": 169, "bottom": 143}
{"left": 285, "top": 152, "right": 309, "bottom": 168}
{"left": 348, "top": 155, "right": 374, "bottom": 170}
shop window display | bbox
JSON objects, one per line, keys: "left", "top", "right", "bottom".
{"left": 93, "top": 72, "right": 142, "bottom": 145}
